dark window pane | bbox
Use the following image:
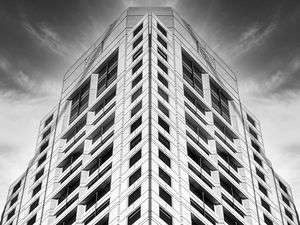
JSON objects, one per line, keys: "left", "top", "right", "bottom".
{"left": 132, "top": 87, "right": 142, "bottom": 102}
{"left": 158, "top": 47, "right": 167, "bottom": 61}
{"left": 158, "top": 87, "right": 169, "bottom": 102}
{"left": 133, "top": 47, "right": 143, "bottom": 61}
{"left": 131, "top": 101, "right": 142, "bottom": 118}
{"left": 131, "top": 117, "right": 142, "bottom": 133}
{"left": 157, "top": 35, "right": 167, "bottom": 49}
{"left": 159, "top": 187, "right": 172, "bottom": 206}
{"left": 158, "top": 73, "right": 168, "bottom": 88}
{"left": 159, "top": 207, "right": 172, "bottom": 225}
{"left": 158, "top": 60, "right": 168, "bottom": 75}
{"left": 132, "top": 73, "right": 142, "bottom": 88}
{"left": 133, "top": 35, "right": 143, "bottom": 49}
{"left": 29, "top": 199, "right": 39, "bottom": 212}
{"left": 157, "top": 23, "right": 167, "bottom": 36}
{"left": 130, "top": 149, "right": 142, "bottom": 168}
{"left": 128, "top": 207, "right": 141, "bottom": 225}
{"left": 132, "top": 60, "right": 143, "bottom": 74}
{"left": 159, "top": 150, "right": 171, "bottom": 167}
{"left": 158, "top": 116, "right": 169, "bottom": 133}
{"left": 129, "top": 168, "right": 141, "bottom": 186}
{"left": 158, "top": 101, "right": 169, "bottom": 117}
{"left": 128, "top": 187, "right": 141, "bottom": 206}
{"left": 159, "top": 167, "right": 171, "bottom": 186}
{"left": 133, "top": 23, "right": 143, "bottom": 37}
{"left": 158, "top": 133, "right": 170, "bottom": 150}
{"left": 130, "top": 133, "right": 142, "bottom": 150}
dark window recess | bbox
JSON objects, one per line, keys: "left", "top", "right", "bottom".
{"left": 128, "top": 187, "right": 141, "bottom": 206}
{"left": 7, "top": 208, "right": 15, "bottom": 221}
{"left": 210, "top": 80, "right": 230, "bottom": 123}
{"left": 94, "top": 87, "right": 116, "bottom": 115}
{"left": 158, "top": 47, "right": 167, "bottom": 61}
{"left": 158, "top": 101, "right": 169, "bottom": 117}
{"left": 56, "top": 178, "right": 80, "bottom": 204}
{"left": 133, "top": 35, "right": 143, "bottom": 49}
{"left": 97, "top": 51, "right": 118, "bottom": 97}
{"left": 158, "top": 133, "right": 170, "bottom": 150}
{"left": 220, "top": 178, "right": 244, "bottom": 204}
{"left": 157, "top": 23, "right": 167, "bottom": 36}
{"left": 256, "top": 168, "right": 265, "bottom": 181}
{"left": 42, "top": 128, "right": 51, "bottom": 140}
{"left": 191, "top": 215, "right": 206, "bottom": 225}
{"left": 129, "top": 168, "right": 141, "bottom": 186}
{"left": 37, "top": 154, "right": 47, "bottom": 167}
{"left": 258, "top": 183, "right": 268, "bottom": 197}
{"left": 133, "top": 23, "right": 143, "bottom": 37}
{"left": 40, "top": 140, "right": 49, "bottom": 153}
{"left": 87, "top": 145, "right": 113, "bottom": 175}
{"left": 279, "top": 181, "right": 288, "bottom": 194}
{"left": 27, "top": 215, "right": 36, "bottom": 225}
{"left": 224, "top": 211, "right": 243, "bottom": 225}
{"left": 264, "top": 214, "right": 273, "bottom": 225}
{"left": 285, "top": 208, "right": 293, "bottom": 221}
{"left": 90, "top": 214, "right": 108, "bottom": 225}
{"left": 184, "top": 88, "right": 205, "bottom": 115}
{"left": 186, "top": 115, "right": 208, "bottom": 144}
{"left": 92, "top": 114, "right": 115, "bottom": 144}
{"left": 254, "top": 154, "right": 263, "bottom": 167}
{"left": 130, "top": 133, "right": 142, "bottom": 150}
{"left": 159, "top": 150, "right": 171, "bottom": 167}
{"left": 182, "top": 51, "right": 204, "bottom": 97}
{"left": 29, "top": 199, "right": 39, "bottom": 212}
{"left": 158, "top": 87, "right": 169, "bottom": 102}
{"left": 261, "top": 198, "right": 271, "bottom": 212}
{"left": 191, "top": 200, "right": 216, "bottom": 225}
{"left": 158, "top": 116, "right": 169, "bottom": 133}
{"left": 190, "top": 182, "right": 215, "bottom": 210}
{"left": 44, "top": 114, "right": 53, "bottom": 127}
{"left": 85, "top": 180, "right": 111, "bottom": 211}
{"left": 133, "top": 47, "right": 143, "bottom": 61}
{"left": 159, "top": 167, "right": 171, "bottom": 186}
{"left": 130, "top": 150, "right": 142, "bottom": 167}
{"left": 187, "top": 145, "right": 211, "bottom": 175}
{"left": 217, "top": 147, "right": 239, "bottom": 172}
{"left": 128, "top": 207, "right": 141, "bottom": 225}
{"left": 57, "top": 210, "right": 76, "bottom": 225}
{"left": 65, "top": 117, "right": 86, "bottom": 142}
{"left": 70, "top": 81, "right": 90, "bottom": 123}
{"left": 249, "top": 127, "right": 258, "bottom": 140}
{"left": 61, "top": 150, "right": 83, "bottom": 172}
{"left": 131, "top": 101, "right": 142, "bottom": 118}
{"left": 282, "top": 194, "right": 290, "bottom": 206}
{"left": 132, "top": 60, "right": 142, "bottom": 74}
{"left": 84, "top": 200, "right": 109, "bottom": 225}
{"left": 157, "top": 35, "right": 167, "bottom": 49}
{"left": 158, "top": 60, "right": 168, "bottom": 75}
{"left": 10, "top": 195, "right": 18, "bottom": 207}
{"left": 158, "top": 73, "right": 168, "bottom": 88}
{"left": 159, "top": 207, "right": 172, "bottom": 225}
{"left": 35, "top": 168, "right": 44, "bottom": 181}
{"left": 131, "top": 117, "right": 142, "bottom": 133}
{"left": 251, "top": 140, "right": 260, "bottom": 152}
{"left": 132, "top": 73, "right": 142, "bottom": 88}
{"left": 12, "top": 181, "right": 21, "bottom": 193}
{"left": 132, "top": 87, "right": 142, "bottom": 102}
{"left": 159, "top": 187, "right": 172, "bottom": 206}
{"left": 247, "top": 114, "right": 256, "bottom": 127}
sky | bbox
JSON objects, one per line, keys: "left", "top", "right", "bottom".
{"left": 0, "top": 0, "right": 300, "bottom": 215}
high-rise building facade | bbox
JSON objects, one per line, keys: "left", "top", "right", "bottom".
{"left": 1, "top": 7, "right": 299, "bottom": 225}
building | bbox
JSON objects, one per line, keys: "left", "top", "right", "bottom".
{"left": 1, "top": 7, "right": 299, "bottom": 225}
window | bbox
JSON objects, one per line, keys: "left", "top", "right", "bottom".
{"left": 35, "top": 168, "right": 44, "bottom": 181}
{"left": 133, "top": 35, "right": 143, "bottom": 49}
{"left": 84, "top": 200, "right": 109, "bottom": 225}
{"left": 261, "top": 198, "right": 271, "bottom": 212}
{"left": 159, "top": 167, "right": 171, "bottom": 186}
{"left": 130, "top": 150, "right": 142, "bottom": 168}
{"left": 247, "top": 114, "right": 256, "bottom": 127}
{"left": 27, "top": 215, "right": 36, "bottom": 225}
{"left": 258, "top": 183, "right": 268, "bottom": 197}
{"left": 279, "top": 181, "right": 288, "bottom": 194}
{"left": 132, "top": 87, "right": 142, "bottom": 102}
{"left": 130, "top": 133, "right": 142, "bottom": 150}
{"left": 158, "top": 87, "right": 169, "bottom": 102}
{"left": 128, "top": 187, "right": 141, "bottom": 206}
{"left": 132, "top": 73, "right": 142, "bottom": 88}
{"left": 182, "top": 51, "right": 204, "bottom": 97}
{"left": 10, "top": 195, "right": 18, "bottom": 207}
{"left": 40, "top": 140, "right": 49, "bottom": 153}
{"left": 264, "top": 214, "right": 273, "bottom": 225}
{"left": 158, "top": 101, "right": 169, "bottom": 117}
{"left": 158, "top": 116, "right": 169, "bottom": 133}
{"left": 37, "top": 154, "right": 47, "bottom": 167}
{"left": 132, "top": 60, "right": 142, "bottom": 74}
{"left": 133, "top": 23, "right": 143, "bottom": 37}
{"left": 251, "top": 140, "right": 260, "bottom": 153}
{"left": 12, "top": 181, "right": 21, "bottom": 193}
{"left": 128, "top": 207, "right": 141, "bottom": 225}
{"left": 129, "top": 168, "right": 141, "bottom": 186}
{"left": 158, "top": 133, "right": 170, "bottom": 150}
{"left": 131, "top": 117, "right": 142, "bottom": 133}
{"left": 159, "top": 207, "right": 172, "bottom": 225}
{"left": 184, "top": 88, "right": 205, "bottom": 115}
{"left": 256, "top": 168, "right": 265, "bottom": 181}
{"left": 158, "top": 47, "right": 167, "bottom": 61}
{"left": 157, "top": 23, "right": 167, "bottom": 36}
{"left": 44, "top": 114, "right": 53, "bottom": 127}
{"left": 133, "top": 47, "right": 143, "bottom": 61}
{"left": 158, "top": 73, "right": 168, "bottom": 88}
{"left": 254, "top": 154, "right": 263, "bottom": 167}
{"left": 249, "top": 127, "right": 258, "bottom": 140}
{"left": 159, "top": 187, "right": 172, "bottom": 206}
{"left": 32, "top": 183, "right": 42, "bottom": 197}
{"left": 210, "top": 80, "right": 230, "bottom": 123}
{"left": 285, "top": 208, "right": 293, "bottom": 221}
{"left": 282, "top": 194, "right": 290, "bottom": 206}
{"left": 42, "top": 128, "right": 51, "bottom": 140}
{"left": 97, "top": 51, "right": 118, "bottom": 97}
{"left": 159, "top": 150, "right": 171, "bottom": 167}
{"left": 7, "top": 208, "right": 15, "bottom": 221}
{"left": 131, "top": 101, "right": 142, "bottom": 118}
{"left": 157, "top": 35, "right": 167, "bottom": 49}
{"left": 29, "top": 199, "right": 39, "bottom": 212}
{"left": 158, "top": 60, "right": 168, "bottom": 75}
{"left": 70, "top": 81, "right": 90, "bottom": 123}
